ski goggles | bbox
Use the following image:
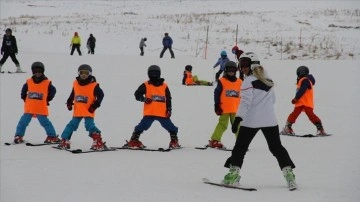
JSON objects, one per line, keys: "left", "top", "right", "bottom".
{"left": 78, "top": 70, "right": 91, "bottom": 75}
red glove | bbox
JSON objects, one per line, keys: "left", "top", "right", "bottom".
{"left": 145, "top": 98, "right": 152, "bottom": 104}
{"left": 291, "top": 98, "right": 298, "bottom": 104}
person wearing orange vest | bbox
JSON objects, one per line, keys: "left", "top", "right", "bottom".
{"left": 57, "top": 64, "right": 107, "bottom": 151}
{"left": 182, "top": 65, "right": 213, "bottom": 86}
{"left": 125, "top": 65, "right": 180, "bottom": 149}
{"left": 281, "top": 66, "right": 327, "bottom": 136}
{"left": 70, "top": 32, "right": 82, "bottom": 56}
{"left": 13, "top": 61, "right": 59, "bottom": 144}
{"left": 208, "top": 61, "right": 242, "bottom": 149}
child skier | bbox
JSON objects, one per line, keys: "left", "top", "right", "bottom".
{"left": 208, "top": 61, "right": 242, "bottom": 149}
{"left": 182, "top": 65, "right": 213, "bottom": 86}
{"left": 213, "top": 50, "right": 230, "bottom": 81}
{"left": 13, "top": 61, "right": 59, "bottom": 144}
{"left": 231, "top": 45, "right": 244, "bottom": 80}
{"left": 125, "top": 65, "right": 180, "bottom": 149}
{"left": 281, "top": 65, "right": 327, "bottom": 136}
{"left": 57, "top": 64, "right": 107, "bottom": 150}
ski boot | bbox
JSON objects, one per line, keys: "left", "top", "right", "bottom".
{"left": 125, "top": 133, "right": 144, "bottom": 149}
{"left": 15, "top": 64, "right": 25, "bottom": 73}
{"left": 223, "top": 165, "right": 241, "bottom": 186}
{"left": 281, "top": 122, "right": 295, "bottom": 135}
{"left": 283, "top": 166, "right": 297, "bottom": 190}
{"left": 44, "top": 135, "right": 61, "bottom": 144}
{"left": 57, "top": 139, "right": 70, "bottom": 149}
{"left": 169, "top": 134, "right": 181, "bottom": 149}
{"left": 208, "top": 139, "right": 224, "bottom": 149}
{"left": 315, "top": 122, "right": 327, "bottom": 136}
{"left": 14, "top": 136, "right": 24, "bottom": 144}
{"left": 90, "top": 133, "right": 107, "bottom": 151}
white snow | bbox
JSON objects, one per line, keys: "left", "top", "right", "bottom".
{"left": 1, "top": 1, "right": 360, "bottom": 202}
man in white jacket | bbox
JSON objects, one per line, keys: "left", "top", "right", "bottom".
{"left": 222, "top": 52, "right": 297, "bottom": 191}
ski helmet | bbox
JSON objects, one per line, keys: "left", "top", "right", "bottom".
{"left": 78, "top": 64, "right": 92, "bottom": 75}
{"left": 31, "top": 61, "right": 45, "bottom": 74}
{"left": 232, "top": 46, "right": 239, "bottom": 54}
{"left": 224, "top": 61, "right": 238, "bottom": 72}
{"left": 296, "top": 66, "right": 309, "bottom": 77}
{"left": 144, "top": 37, "right": 147, "bottom": 41}
{"left": 185, "top": 65, "right": 192, "bottom": 72}
{"left": 147, "top": 65, "right": 161, "bottom": 78}
{"left": 220, "top": 50, "right": 227, "bottom": 57}
{"left": 5, "top": 28, "right": 12, "bottom": 34}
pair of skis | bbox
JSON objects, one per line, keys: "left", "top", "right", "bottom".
{"left": 52, "top": 146, "right": 182, "bottom": 154}
{"left": 1, "top": 71, "right": 26, "bottom": 74}
{"left": 280, "top": 132, "right": 333, "bottom": 138}
{"left": 195, "top": 144, "right": 232, "bottom": 151}
{"left": 203, "top": 178, "right": 297, "bottom": 191}
{"left": 4, "top": 141, "right": 57, "bottom": 146}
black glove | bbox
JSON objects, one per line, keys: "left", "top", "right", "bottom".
{"left": 67, "top": 103, "right": 73, "bottom": 111}
{"left": 88, "top": 102, "right": 100, "bottom": 113}
{"left": 88, "top": 105, "right": 96, "bottom": 113}
{"left": 166, "top": 109, "right": 172, "bottom": 118}
{"left": 214, "top": 104, "right": 222, "bottom": 116}
{"left": 145, "top": 98, "right": 152, "bottom": 104}
{"left": 231, "top": 117, "right": 242, "bottom": 133}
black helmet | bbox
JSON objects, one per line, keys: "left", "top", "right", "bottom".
{"left": 144, "top": 37, "right": 147, "bottom": 41}
{"left": 78, "top": 64, "right": 92, "bottom": 75}
{"left": 148, "top": 65, "right": 161, "bottom": 78}
{"left": 296, "top": 66, "right": 309, "bottom": 77}
{"left": 31, "top": 61, "right": 45, "bottom": 74}
{"left": 185, "top": 65, "right": 192, "bottom": 72}
{"left": 5, "top": 28, "right": 12, "bottom": 34}
{"left": 224, "top": 61, "right": 238, "bottom": 72}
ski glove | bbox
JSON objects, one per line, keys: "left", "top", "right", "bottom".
{"left": 145, "top": 98, "right": 152, "bottom": 104}
{"left": 166, "top": 109, "right": 172, "bottom": 118}
{"left": 231, "top": 117, "right": 242, "bottom": 134}
{"left": 215, "top": 104, "right": 222, "bottom": 116}
{"left": 88, "top": 102, "right": 100, "bottom": 113}
{"left": 291, "top": 98, "right": 298, "bottom": 104}
{"left": 67, "top": 103, "right": 73, "bottom": 111}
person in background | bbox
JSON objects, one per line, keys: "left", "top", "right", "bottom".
{"left": 182, "top": 65, "right": 213, "bottom": 86}
{"left": 223, "top": 52, "right": 297, "bottom": 190}
{"left": 159, "top": 33, "right": 175, "bottom": 58}
{"left": 231, "top": 45, "right": 244, "bottom": 80}
{"left": 208, "top": 61, "right": 242, "bottom": 149}
{"left": 125, "top": 65, "right": 180, "bottom": 149}
{"left": 57, "top": 64, "right": 107, "bottom": 151}
{"left": 13, "top": 62, "right": 59, "bottom": 144}
{"left": 281, "top": 66, "right": 327, "bottom": 136}
{"left": 0, "top": 28, "right": 24, "bottom": 73}
{"left": 70, "top": 32, "right": 82, "bottom": 56}
{"left": 87, "top": 33, "right": 96, "bottom": 54}
{"left": 213, "top": 50, "right": 230, "bottom": 81}
{"left": 139, "top": 37, "right": 147, "bottom": 56}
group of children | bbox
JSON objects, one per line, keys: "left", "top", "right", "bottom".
{"left": 9, "top": 48, "right": 327, "bottom": 190}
